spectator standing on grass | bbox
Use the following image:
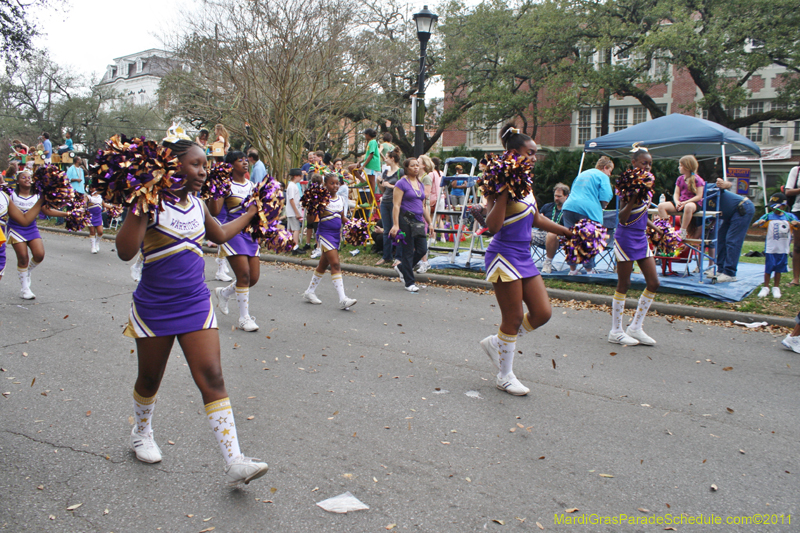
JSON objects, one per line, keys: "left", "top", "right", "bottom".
{"left": 286, "top": 169, "right": 304, "bottom": 255}
{"left": 783, "top": 162, "right": 800, "bottom": 286}
{"left": 376, "top": 149, "right": 403, "bottom": 267}
{"left": 707, "top": 176, "right": 756, "bottom": 283}
{"left": 248, "top": 151, "right": 267, "bottom": 184}
{"left": 752, "top": 192, "right": 799, "bottom": 299}
{"left": 389, "top": 158, "right": 435, "bottom": 292}
{"left": 67, "top": 157, "right": 85, "bottom": 195}
{"left": 560, "top": 156, "right": 614, "bottom": 274}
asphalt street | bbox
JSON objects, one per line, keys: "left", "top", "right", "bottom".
{"left": 0, "top": 231, "right": 798, "bottom": 532}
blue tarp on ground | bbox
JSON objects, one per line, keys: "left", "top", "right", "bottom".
{"left": 428, "top": 250, "right": 763, "bottom": 303}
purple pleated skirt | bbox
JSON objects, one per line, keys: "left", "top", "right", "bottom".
{"left": 318, "top": 219, "right": 343, "bottom": 252}
{"left": 221, "top": 231, "right": 259, "bottom": 257}
{"left": 7, "top": 219, "right": 40, "bottom": 244}
{"left": 485, "top": 243, "right": 540, "bottom": 283}
{"left": 613, "top": 226, "right": 653, "bottom": 262}
{"left": 88, "top": 206, "right": 103, "bottom": 227}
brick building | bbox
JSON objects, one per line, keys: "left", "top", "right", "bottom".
{"left": 442, "top": 63, "right": 799, "bottom": 189}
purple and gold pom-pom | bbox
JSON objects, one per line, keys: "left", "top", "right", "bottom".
{"left": 300, "top": 182, "right": 331, "bottom": 219}
{"left": 0, "top": 183, "right": 13, "bottom": 196}
{"left": 560, "top": 218, "right": 609, "bottom": 264}
{"left": 392, "top": 230, "right": 407, "bottom": 246}
{"left": 33, "top": 165, "right": 75, "bottom": 210}
{"left": 478, "top": 150, "right": 534, "bottom": 200}
{"left": 262, "top": 224, "right": 295, "bottom": 253}
{"left": 648, "top": 218, "right": 684, "bottom": 256}
{"left": 63, "top": 197, "right": 92, "bottom": 232}
{"left": 616, "top": 168, "right": 655, "bottom": 203}
{"left": 90, "top": 134, "right": 184, "bottom": 215}
{"left": 343, "top": 219, "right": 370, "bottom": 246}
{"left": 106, "top": 204, "right": 124, "bottom": 219}
{"left": 243, "top": 176, "right": 286, "bottom": 242}
{"left": 201, "top": 162, "right": 232, "bottom": 201}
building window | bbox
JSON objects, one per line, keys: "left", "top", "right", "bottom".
{"left": 701, "top": 108, "right": 709, "bottom": 121}
{"left": 794, "top": 121, "right": 800, "bottom": 142}
{"left": 613, "top": 108, "right": 628, "bottom": 132}
{"left": 633, "top": 107, "right": 647, "bottom": 125}
{"left": 746, "top": 101, "right": 765, "bottom": 142}
{"left": 137, "top": 59, "right": 143, "bottom": 73}
{"left": 467, "top": 119, "right": 502, "bottom": 147}
{"left": 578, "top": 110, "right": 592, "bottom": 145}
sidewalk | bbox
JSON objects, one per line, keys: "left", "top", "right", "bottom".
{"left": 41, "top": 227, "right": 795, "bottom": 328}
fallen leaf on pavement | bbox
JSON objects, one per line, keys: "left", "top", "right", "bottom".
{"left": 537, "top": 521, "right": 544, "bottom": 529}
{"left": 66, "top": 503, "right": 82, "bottom": 511}
{"left": 551, "top": 359, "right": 556, "bottom": 369}
{"left": 638, "top": 508, "right": 650, "bottom": 513}
{"left": 599, "top": 474, "right": 614, "bottom": 478}
{"left": 492, "top": 519, "right": 505, "bottom": 525}
{"left": 386, "top": 525, "right": 396, "bottom": 530}
{"left": 723, "top": 366, "right": 733, "bottom": 371}
{"left": 711, "top": 484, "right": 718, "bottom": 491}
{"left": 726, "top": 408, "right": 734, "bottom": 413}
{"left": 565, "top": 508, "right": 579, "bottom": 513}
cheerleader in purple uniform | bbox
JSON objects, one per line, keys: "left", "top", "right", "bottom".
{"left": 301, "top": 173, "right": 357, "bottom": 309}
{"left": 213, "top": 201, "right": 233, "bottom": 282}
{"left": 480, "top": 126, "right": 572, "bottom": 396}
{"left": 209, "top": 151, "right": 261, "bottom": 332}
{"left": 86, "top": 187, "right": 112, "bottom": 254}
{"left": 609, "top": 147, "right": 661, "bottom": 346}
{"left": 0, "top": 188, "right": 8, "bottom": 281}
{"left": 6, "top": 170, "right": 67, "bottom": 299}
{"left": 115, "top": 134, "right": 269, "bottom": 485}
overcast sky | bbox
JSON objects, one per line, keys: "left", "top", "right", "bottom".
{"left": 34, "top": 0, "right": 185, "bottom": 80}
{"left": 34, "top": 0, "right": 445, "bottom": 98}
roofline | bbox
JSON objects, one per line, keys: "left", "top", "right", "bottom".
{"left": 111, "top": 48, "right": 170, "bottom": 62}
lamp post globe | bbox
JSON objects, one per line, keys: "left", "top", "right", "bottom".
{"left": 412, "top": 5, "right": 438, "bottom": 157}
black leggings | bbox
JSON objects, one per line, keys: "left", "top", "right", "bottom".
{"left": 398, "top": 218, "right": 428, "bottom": 287}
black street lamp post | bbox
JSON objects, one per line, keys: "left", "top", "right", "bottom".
{"left": 412, "top": 5, "right": 438, "bottom": 158}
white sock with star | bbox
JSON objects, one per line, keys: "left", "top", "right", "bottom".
{"left": 205, "top": 398, "right": 241, "bottom": 464}
{"left": 235, "top": 286, "right": 250, "bottom": 319}
{"left": 307, "top": 270, "right": 324, "bottom": 294}
{"left": 496, "top": 329, "right": 517, "bottom": 378}
{"left": 331, "top": 273, "right": 347, "bottom": 301}
{"left": 611, "top": 291, "right": 626, "bottom": 334}
{"left": 517, "top": 313, "right": 534, "bottom": 338}
{"left": 17, "top": 267, "right": 28, "bottom": 291}
{"left": 133, "top": 389, "right": 156, "bottom": 436}
{"left": 28, "top": 258, "right": 39, "bottom": 272}
{"left": 629, "top": 289, "right": 656, "bottom": 331}
{"left": 220, "top": 282, "right": 236, "bottom": 300}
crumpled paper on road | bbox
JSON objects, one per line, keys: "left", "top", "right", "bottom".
{"left": 316, "top": 491, "right": 369, "bottom": 513}
{"left": 733, "top": 321, "right": 768, "bottom": 328}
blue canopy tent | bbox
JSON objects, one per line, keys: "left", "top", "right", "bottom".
{"left": 580, "top": 113, "right": 765, "bottom": 204}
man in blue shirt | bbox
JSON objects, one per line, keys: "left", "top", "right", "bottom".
{"left": 248, "top": 151, "right": 267, "bottom": 183}
{"left": 67, "top": 157, "right": 85, "bottom": 195}
{"left": 705, "top": 178, "right": 755, "bottom": 283}
{"left": 41, "top": 132, "right": 52, "bottom": 164}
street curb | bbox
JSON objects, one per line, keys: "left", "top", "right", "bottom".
{"left": 39, "top": 227, "right": 795, "bottom": 328}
